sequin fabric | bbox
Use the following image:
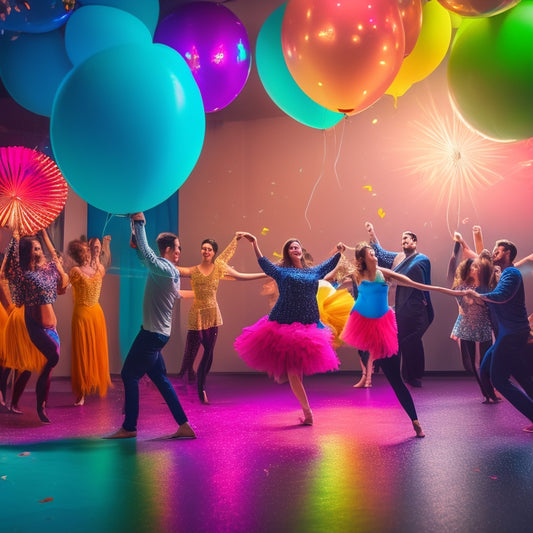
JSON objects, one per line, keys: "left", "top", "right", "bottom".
{"left": 259, "top": 253, "right": 341, "bottom": 325}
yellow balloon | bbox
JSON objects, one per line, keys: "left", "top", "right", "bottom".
{"left": 385, "top": 1, "right": 452, "bottom": 102}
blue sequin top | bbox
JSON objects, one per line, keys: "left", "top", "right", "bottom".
{"left": 353, "top": 271, "right": 389, "bottom": 319}
{"left": 258, "top": 253, "right": 341, "bottom": 325}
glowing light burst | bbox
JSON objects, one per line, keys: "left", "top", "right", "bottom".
{"left": 404, "top": 103, "right": 506, "bottom": 235}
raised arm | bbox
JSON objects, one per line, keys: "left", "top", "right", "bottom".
{"left": 473, "top": 225, "right": 484, "bottom": 256}
{"left": 365, "top": 221, "right": 379, "bottom": 245}
{"left": 40, "top": 229, "right": 69, "bottom": 289}
{"left": 224, "top": 264, "right": 267, "bottom": 281}
{"left": 380, "top": 267, "right": 466, "bottom": 296}
{"left": 237, "top": 232, "right": 263, "bottom": 260}
{"left": 101, "top": 235, "right": 112, "bottom": 270}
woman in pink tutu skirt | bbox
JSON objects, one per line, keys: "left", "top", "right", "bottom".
{"left": 234, "top": 233, "right": 344, "bottom": 426}
{"left": 341, "top": 242, "right": 462, "bottom": 438}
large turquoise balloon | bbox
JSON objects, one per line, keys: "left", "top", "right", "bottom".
{"left": 256, "top": 3, "right": 343, "bottom": 129}
{"left": 65, "top": 5, "right": 152, "bottom": 66}
{"left": 51, "top": 43, "right": 205, "bottom": 214}
{"left": 78, "top": 0, "right": 159, "bottom": 36}
{"left": 448, "top": 0, "right": 533, "bottom": 141}
{"left": 0, "top": 30, "right": 72, "bottom": 117}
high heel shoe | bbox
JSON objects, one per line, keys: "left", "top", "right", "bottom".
{"left": 300, "top": 408, "right": 313, "bottom": 426}
{"left": 353, "top": 372, "right": 372, "bottom": 388}
{"left": 37, "top": 402, "right": 51, "bottom": 424}
{"left": 74, "top": 395, "right": 85, "bottom": 406}
{"left": 412, "top": 420, "right": 425, "bottom": 438}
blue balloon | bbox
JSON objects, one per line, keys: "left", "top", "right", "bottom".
{"left": 0, "top": 0, "right": 72, "bottom": 33}
{"left": 78, "top": 0, "right": 159, "bottom": 37}
{"left": 256, "top": 3, "right": 344, "bottom": 129}
{"left": 51, "top": 43, "right": 205, "bottom": 214}
{"left": 0, "top": 30, "right": 73, "bottom": 117}
{"left": 65, "top": 5, "right": 152, "bottom": 66}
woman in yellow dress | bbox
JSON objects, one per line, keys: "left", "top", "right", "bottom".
{"left": 177, "top": 235, "right": 266, "bottom": 403}
{"left": 67, "top": 239, "right": 111, "bottom": 406}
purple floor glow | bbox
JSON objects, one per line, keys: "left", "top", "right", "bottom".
{"left": 1, "top": 372, "right": 533, "bottom": 533}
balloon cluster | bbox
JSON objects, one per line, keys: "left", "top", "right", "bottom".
{"left": 0, "top": 0, "right": 256, "bottom": 213}
{"left": 255, "top": 0, "right": 453, "bottom": 127}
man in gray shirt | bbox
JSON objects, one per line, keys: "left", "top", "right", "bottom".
{"left": 105, "top": 212, "right": 195, "bottom": 440}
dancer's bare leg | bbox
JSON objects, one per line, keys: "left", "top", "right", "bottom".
{"left": 288, "top": 374, "right": 313, "bottom": 425}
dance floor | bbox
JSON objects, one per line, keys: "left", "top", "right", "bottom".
{"left": 1, "top": 372, "right": 533, "bottom": 533}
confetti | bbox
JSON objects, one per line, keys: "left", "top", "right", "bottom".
{"left": 378, "top": 208, "right": 386, "bottom": 218}
{"left": 363, "top": 185, "right": 373, "bottom": 192}
{"left": 261, "top": 227, "right": 269, "bottom": 236}
{"left": 273, "top": 252, "right": 282, "bottom": 259}
{"left": 489, "top": 476, "right": 498, "bottom": 480}
{"left": 18, "top": 452, "right": 30, "bottom": 457}
{"left": 1, "top": 475, "right": 6, "bottom": 480}
{"left": 38, "top": 497, "right": 54, "bottom": 503}
{"left": 462, "top": 218, "right": 470, "bottom": 224}
{"left": 372, "top": 118, "right": 378, "bottom": 124}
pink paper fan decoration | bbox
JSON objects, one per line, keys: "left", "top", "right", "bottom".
{"left": 0, "top": 146, "right": 68, "bottom": 236}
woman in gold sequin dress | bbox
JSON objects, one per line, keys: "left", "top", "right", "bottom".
{"left": 67, "top": 239, "right": 111, "bottom": 406}
{"left": 177, "top": 235, "right": 266, "bottom": 403}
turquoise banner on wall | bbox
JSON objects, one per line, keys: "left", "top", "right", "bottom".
{"left": 87, "top": 193, "right": 178, "bottom": 360}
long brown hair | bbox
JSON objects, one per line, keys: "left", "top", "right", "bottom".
{"left": 280, "top": 238, "right": 310, "bottom": 268}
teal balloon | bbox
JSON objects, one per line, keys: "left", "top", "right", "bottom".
{"left": 79, "top": 0, "right": 159, "bottom": 36}
{"left": 0, "top": 30, "right": 72, "bottom": 117}
{"left": 65, "top": 5, "right": 152, "bottom": 66}
{"left": 51, "top": 43, "right": 205, "bottom": 214}
{"left": 256, "top": 3, "right": 343, "bottom": 129}
{"left": 448, "top": 0, "right": 533, "bottom": 141}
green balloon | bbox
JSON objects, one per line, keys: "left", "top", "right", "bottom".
{"left": 448, "top": 0, "right": 533, "bottom": 141}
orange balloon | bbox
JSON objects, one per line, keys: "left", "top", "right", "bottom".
{"left": 281, "top": 0, "right": 405, "bottom": 115}
{"left": 399, "top": 0, "right": 423, "bottom": 56}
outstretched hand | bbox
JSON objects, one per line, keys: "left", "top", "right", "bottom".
{"left": 131, "top": 212, "right": 145, "bottom": 223}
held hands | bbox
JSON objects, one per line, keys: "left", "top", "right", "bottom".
{"left": 336, "top": 242, "right": 346, "bottom": 254}
{"left": 236, "top": 232, "right": 256, "bottom": 244}
{"left": 130, "top": 212, "right": 145, "bottom": 223}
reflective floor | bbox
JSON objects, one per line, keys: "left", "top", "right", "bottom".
{"left": 1, "top": 373, "right": 533, "bottom": 533}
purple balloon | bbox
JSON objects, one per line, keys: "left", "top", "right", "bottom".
{"left": 154, "top": 1, "right": 251, "bottom": 113}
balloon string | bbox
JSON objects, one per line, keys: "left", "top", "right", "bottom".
{"left": 333, "top": 117, "right": 346, "bottom": 189}
{"left": 304, "top": 132, "right": 328, "bottom": 230}
{"left": 101, "top": 213, "right": 115, "bottom": 238}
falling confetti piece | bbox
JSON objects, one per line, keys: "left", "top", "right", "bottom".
{"left": 38, "top": 497, "right": 54, "bottom": 503}
{"left": 372, "top": 118, "right": 378, "bottom": 124}
{"left": 489, "top": 476, "right": 498, "bottom": 480}
{"left": 378, "top": 208, "right": 386, "bottom": 218}
{"left": 273, "top": 252, "right": 282, "bottom": 259}
{"left": 18, "top": 452, "right": 30, "bottom": 457}
{"left": 261, "top": 227, "right": 269, "bottom": 236}
{"left": 462, "top": 218, "right": 470, "bottom": 224}
{"left": 1, "top": 476, "right": 7, "bottom": 480}
{"left": 474, "top": 468, "right": 480, "bottom": 472}
{"left": 363, "top": 185, "right": 373, "bottom": 192}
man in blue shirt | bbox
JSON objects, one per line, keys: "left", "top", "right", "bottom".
{"left": 105, "top": 212, "right": 195, "bottom": 440}
{"left": 469, "top": 239, "right": 533, "bottom": 433}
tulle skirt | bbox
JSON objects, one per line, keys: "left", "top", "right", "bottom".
{"left": 341, "top": 308, "right": 398, "bottom": 359}
{"left": 234, "top": 315, "right": 340, "bottom": 382}
{"left": 71, "top": 303, "right": 111, "bottom": 397}
{"left": 0, "top": 303, "right": 8, "bottom": 365}
{"left": 317, "top": 282, "right": 354, "bottom": 348}
{"left": 2, "top": 305, "right": 46, "bottom": 372}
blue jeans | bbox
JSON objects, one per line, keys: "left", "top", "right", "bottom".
{"left": 121, "top": 327, "right": 188, "bottom": 432}
{"left": 481, "top": 330, "right": 533, "bottom": 423}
